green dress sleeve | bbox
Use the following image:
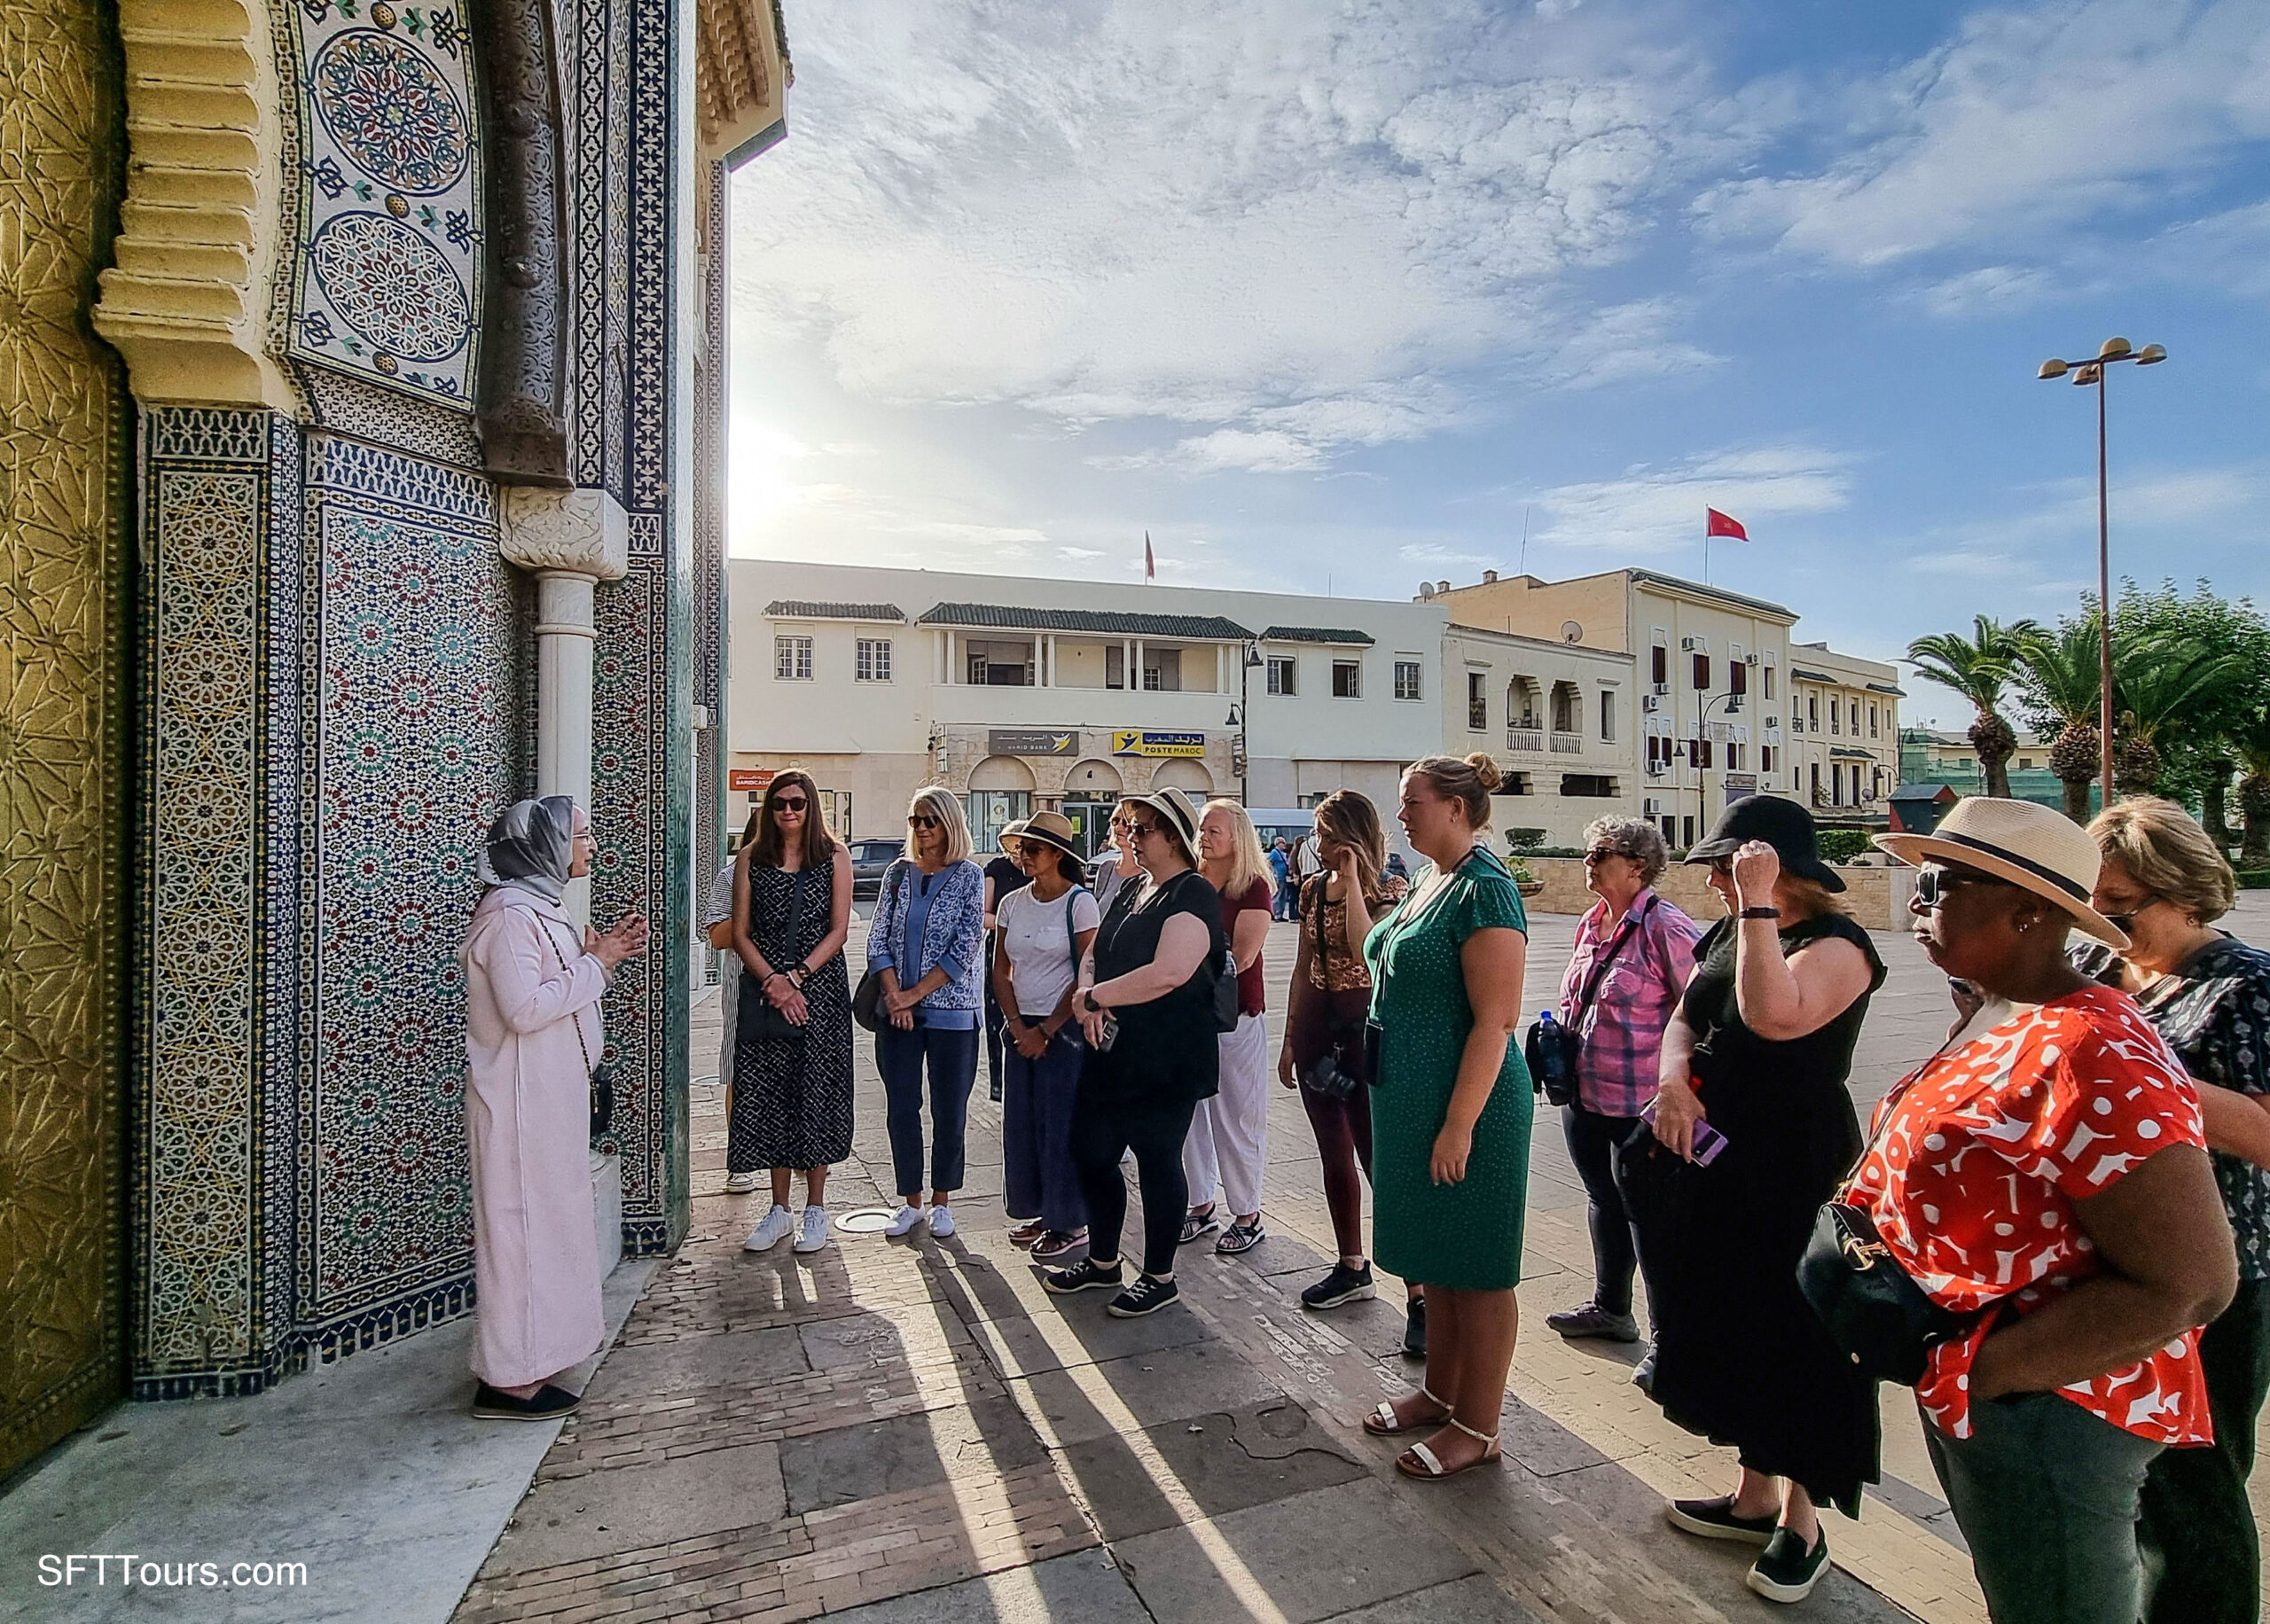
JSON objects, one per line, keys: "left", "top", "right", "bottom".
{"left": 1451, "top": 864, "right": 1527, "bottom": 942}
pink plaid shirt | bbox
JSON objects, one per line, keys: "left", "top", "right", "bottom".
{"left": 1556, "top": 890, "right": 1703, "bottom": 1118}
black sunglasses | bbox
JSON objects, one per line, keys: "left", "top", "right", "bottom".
{"left": 772, "top": 796, "right": 808, "bottom": 811}
{"left": 907, "top": 814, "right": 942, "bottom": 831}
{"left": 1914, "top": 867, "right": 2016, "bottom": 910}
{"left": 1582, "top": 847, "right": 1624, "bottom": 865}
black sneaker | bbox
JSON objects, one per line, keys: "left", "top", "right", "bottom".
{"left": 1300, "top": 1261, "right": 1376, "bottom": 1309}
{"left": 1107, "top": 1275, "right": 1180, "bottom": 1317}
{"left": 1665, "top": 1495, "right": 1779, "bottom": 1547}
{"left": 1043, "top": 1256, "right": 1124, "bottom": 1294}
{"left": 1544, "top": 1301, "right": 1640, "bottom": 1342}
{"left": 1177, "top": 1209, "right": 1220, "bottom": 1246}
{"left": 471, "top": 1382, "right": 581, "bottom": 1421}
{"left": 1215, "top": 1219, "right": 1265, "bottom": 1255}
{"left": 1747, "top": 1526, "right": 1829, "bottom": 1603}
{"left": 1401, "top": 1297, "right": 1428, "bottom": 1359}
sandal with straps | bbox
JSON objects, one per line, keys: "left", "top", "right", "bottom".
{"left": 1396, "top": 1416, "right": 1503, "bottom": 1480}
{"left": 1362, "top": 1386, "right": 1449, "bottom": 1435}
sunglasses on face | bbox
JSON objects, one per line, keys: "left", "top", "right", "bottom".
{"left": 2097, "top": 894, "right": 2160, "bottom": 933}
{"left": 1123, "top": 822, "right": 1162, "bottom": 840}
{"left": 1914, "top": 867, "right": 2016, "bottom": 910}
{"left": 1583, "top": 847, "right": 1624, "bottom": 865}
{"left": 907, "top": 814, "right": 942, "bottom": 831}
{"left": 772, "top": 797, "right": 807, "bottom": 812}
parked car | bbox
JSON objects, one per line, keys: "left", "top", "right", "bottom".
{"left": 848, "top": 837, "right": 904, "bottom": 899}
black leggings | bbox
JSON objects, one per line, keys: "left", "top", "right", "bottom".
{"left": 1069, "top": 1085, "right": 1197, "bottom": 1278}
{"left": 1562, "top": 1103, "right": 1648, "bottom": 1317}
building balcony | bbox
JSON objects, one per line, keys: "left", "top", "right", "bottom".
{"left": 1549, "top": 731, "right": 1581, "bottom": 754}
{"left": 932, "top": 683, "right": 1227, "bottom": 732}
{"left": 1507, "top": 726, "right": 1543, "bottom": 753}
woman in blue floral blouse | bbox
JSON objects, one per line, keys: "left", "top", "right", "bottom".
{"left": 2078, "top": 797, "right": 2270, "bottom": 1624}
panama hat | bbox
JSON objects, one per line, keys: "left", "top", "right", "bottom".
{"left": 1682, "top": 794, "right": 1844, "bottom": 891}
{"left": 1120, "top": 785, "right": 1202, "bottom": 858}
{"left": 1874, "top": 796, "right": 2128, "bottom": 949}
{"left": 1000, "top": 809, "right": 1081, "bottom": 860}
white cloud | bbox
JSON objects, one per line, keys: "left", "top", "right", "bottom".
{"left": 1698, "top": 0, "right": 2270, "bottom": 267}
{"left": 1914, "top": 264, "right": 2057, "bottom": 317}
{"left": 732, "top": 0, "right": 1749, "bottom": 468}
{"left": 1528, "top": 444, "right": 1854, "bottom": 552}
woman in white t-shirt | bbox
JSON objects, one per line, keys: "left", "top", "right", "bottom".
{"left": 991, "top": 811, "right": 1102, "bottom": 1260}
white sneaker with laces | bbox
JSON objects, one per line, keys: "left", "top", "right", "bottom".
{"left": 723, "top": 1171, "right": 760, "bottom": 1194}
{"left": 883, "top": 1204, "right": 927, "bottom": 1238}
{"left": 794, "top": 1206, "right": 831, "bottom": 1253}
{"left": 743, "top": 1205, "right": 793, "bottom": 1251}
{"left": 928, "top": 1206, "right": 957, "bottom": 1238}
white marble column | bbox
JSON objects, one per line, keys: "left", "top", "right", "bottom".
{"left": 499, "top": 486, "right": 630, "bottom": 923}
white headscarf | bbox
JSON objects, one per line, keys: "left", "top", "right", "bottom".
{"left": 479, "top": 795, "right": 577, "bottom": 903}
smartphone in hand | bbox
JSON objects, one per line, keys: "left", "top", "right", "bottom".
{"left": 1640, "top": 1098, "right": 1729, "bottom": 1167}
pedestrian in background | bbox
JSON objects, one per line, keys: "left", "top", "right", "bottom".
{"left": 731, "top": 770, "right": 854, "bottom": 1257}
{"left": 1637, "top": 796, "right": 1882, "bottom": 1603}
{"left": 1045, "top": 786, "right": 1225, "bottom": 1319}
{"left": 1863, "top": 798, "right": 2236, "bottom": 1624}
{"left": 1092, "top": 816, "right": 1141, "bottom": 918}
{"left": 1544, "top": 817, "right": 1701, "bottom": 1371}
{"left": 1277, "top": 790, "right": 1413, "bottom": 1335}
{"left": 982, "top": 837, "right": 1029, "bottom": 1104}
{"left": 869, "top": 786, "right": 987, "bottom": 1239}
{"left": 704, "top": 806, "right": 763, "bottom": 1194}
{"left": 994, "top": 811, "right": 1100, "bottom": 1261}
{"left": 1181, "top": 799, "right": 1275, "bottom": 1254}
{"left": 1360, "top": 754, "right": 1530, "bottom": 1480}
{"left": 462, "top": 796, "right": 648, "bottom": 1419}
{"left": 2078, "top": 797, "right": 2270, "bottom": 1624}
{"left": 1269, "top": 836, "right": 1294, "bottom": 921}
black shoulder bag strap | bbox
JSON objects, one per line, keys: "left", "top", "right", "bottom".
{"left": 1570, "top": 894, "right": 1653, "bottom": 1033}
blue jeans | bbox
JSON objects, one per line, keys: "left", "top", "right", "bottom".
{"left": 1925, "top": 1392, "right": 2164, "bottom": 1624}
{"left": 875, "top": 1022, "right": 979, "bottom": 1199}
{"left": 1002, "top": 1029, "right": 1087, "bottom": 1233}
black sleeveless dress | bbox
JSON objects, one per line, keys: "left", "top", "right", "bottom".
{"left": 1624, "top": 910, "right": 1885, "bottom": 1514}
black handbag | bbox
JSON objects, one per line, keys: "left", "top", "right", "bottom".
{"left": 1525, "top": 896, "right": 1652, "bottom": 1108}
{"left": 1299, "top": 877, "right": 1368, "bottom": 1103}
{"left": 853, "top": 863, "right": 908, "bottom": 1034}
{"left": 1795, "top": 1068, "right": 1974, "bottom": 1385}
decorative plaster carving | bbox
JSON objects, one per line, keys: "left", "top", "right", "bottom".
{"left": 497, "top": 485, "right": 630, "bottom": 581}
{"left": 95, "top": 0, "right": 296, "bottom": 409}
{"left": 696, "top": 0, "right": 791, "bottom": 162}
{"left": 478, "top": 0, "right": 570, "bottom": 484}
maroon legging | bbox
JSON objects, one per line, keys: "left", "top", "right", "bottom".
{"left": 1298, "top": 1082, "right": 1373, "bottom": 1261}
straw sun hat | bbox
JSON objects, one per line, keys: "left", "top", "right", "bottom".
{"left": 999, "top": 809, "right": 1080, "bottom": 859}
{"left": 1873, "top": 796, "right": 2129, "bottom": 949}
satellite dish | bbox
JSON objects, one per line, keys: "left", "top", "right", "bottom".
{"left": 1561, "top": 621, "right": 1583, "bottom": 643}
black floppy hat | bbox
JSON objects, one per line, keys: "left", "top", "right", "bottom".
{"left": 1681, "top": 794, "right": 1844, "bottom": 892}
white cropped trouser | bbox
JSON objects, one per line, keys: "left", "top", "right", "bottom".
{"left": 1184, "top": 1011, "right": 1269, "bottom": 1217}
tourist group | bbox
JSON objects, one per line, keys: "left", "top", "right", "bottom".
{"left": 455, "top": 762, "right": 2270, "bottom": 1622}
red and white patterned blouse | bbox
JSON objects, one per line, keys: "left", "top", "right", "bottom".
{"left": 1850, "top": 986, "right": 2212, "bottom": 1445}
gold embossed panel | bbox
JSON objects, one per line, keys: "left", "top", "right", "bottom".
{"left": 0, "top": 0, "right": 130, "bottom": 1472}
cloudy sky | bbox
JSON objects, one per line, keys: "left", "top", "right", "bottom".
{"left": 727, "top": 0, "right": 2270, "bottom": 727}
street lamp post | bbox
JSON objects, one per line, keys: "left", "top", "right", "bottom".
{"left": 2037, "top": 337, "right": 2167, "bottom": 809}
{"left": 1225, "top": 643, "right": 1264, "bottom": 804}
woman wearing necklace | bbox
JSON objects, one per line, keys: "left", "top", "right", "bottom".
{"left": 2078, "top": 797, "right": 2270, "bottom": 1624}
{"left": 1359, "top": 753, "right": 1530, "bottom": 1480}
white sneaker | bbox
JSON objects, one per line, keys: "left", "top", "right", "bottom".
{"left": 884, "top": 1204, "right": 927, "bottom": 1238}
{"left": 794, "top": 1206, "right": 831, "bottom": 1253}
{"left": 928, "top": 1206, "right": 957, "bottom": 1238}
{"left": 743, "top": 1205, "right": 793, "bottom": 1251}
{"left": 723, "top": 1171, "right": 760, "bottom": 1194}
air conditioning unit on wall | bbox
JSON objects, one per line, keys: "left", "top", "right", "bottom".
{"left": 1641, "top": 693, "right": 1662, "bottom": 713}
{"left": 1652, "top": 682, "right": 1671, "bottom": 696}
{"left": 1681, "top": 636, "right": 1702, "bottom": 651}
{"left": 1745, "top": 652, "right": 1760, "bottom": 665}
{"left": 1642, "top": 798, "right": 1663, "bottom": 816}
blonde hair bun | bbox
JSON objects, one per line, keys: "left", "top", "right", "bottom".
{"left": 1464, "top": 753, "right": 1504, "bottom": 794}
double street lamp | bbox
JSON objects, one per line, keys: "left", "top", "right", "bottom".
{"left": 1224, "top": 643, "right": 1265, "bottom": 803}
{"left": 2037, "top": 336, "right": 2167, "bottom": 809}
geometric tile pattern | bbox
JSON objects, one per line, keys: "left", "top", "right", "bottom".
{"left": 0, "top": 0, "right": 132, "bottom": 1475}
{"left": 692, "top": 159, "right": 727, "bottom": 974}
{"left": 283, "top": 0, "right": 485, "bottom": 408}
{"left": 307, "top": 457, "right": 524, "bottom": 1334}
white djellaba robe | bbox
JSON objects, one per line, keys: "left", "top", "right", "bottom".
{"left": 461, "top": 886, "right": 611, "bottom": 1387}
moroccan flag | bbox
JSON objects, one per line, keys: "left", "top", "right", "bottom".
{"left": 1705, "top": 508, "right": 1748, "bottom": 541}
{"left": 1145, "top": 531, "right": 1155, "bottom": 580}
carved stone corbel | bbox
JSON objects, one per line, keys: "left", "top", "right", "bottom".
{"left": 478, "top": 0, "right": 570, "bottom": 484}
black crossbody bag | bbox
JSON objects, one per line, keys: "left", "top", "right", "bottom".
{"left": 1524, "top": 895, "right": 1653, "bottom": 1108}
{"left": 541, "top": 921, "right": 615, "bottom": 1140}
{"left": 1796, "top": 1064, "right": 1976, "bottom": 1386}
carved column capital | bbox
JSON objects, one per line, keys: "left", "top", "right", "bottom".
{"left": 497, "top": 486, "right": 629, "bottom": 582}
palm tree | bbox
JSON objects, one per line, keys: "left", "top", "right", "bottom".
{"left": 1908, "top": 617, "right": 2039, "bottom": 799}
{"left": 2237, "top": 711, "right": 2270, "bottom": 868}
{"left": 2109, "top": 633, "right": 2249, "bottom": 798}
{"left": 2012, "top": 620, "right": 2103, "bottom": 823}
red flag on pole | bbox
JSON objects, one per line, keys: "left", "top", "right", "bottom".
{"left": 1705, "top": 508, "right": 1748, "bottom": 541}
{"left": 1145, "top": 531, "right": 1155, "bottom": 580}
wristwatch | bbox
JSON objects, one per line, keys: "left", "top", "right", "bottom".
{"left": 1740, "top": 907, "right": 1780, "bottom": 919}
{"left": 1077, "top": 987, "right": 1100, "bottom": 1016}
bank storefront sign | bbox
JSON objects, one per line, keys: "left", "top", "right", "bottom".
{"left": 987, "top": 730, "right": 1079, "bottom": 756}
{"left": 1111, "top": 730, "right": 1206, "bottom": 758}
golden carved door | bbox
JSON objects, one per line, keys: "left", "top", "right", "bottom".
{"left": 0, "top": 0, "right": 130, "bottom": 1472}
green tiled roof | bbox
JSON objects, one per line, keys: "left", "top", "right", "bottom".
{"left": 917, "top": 602, "right": 1255, "bottom": 640}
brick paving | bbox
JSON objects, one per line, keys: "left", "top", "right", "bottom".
{"left": 454, "top": 894, "right": 2270, "bottom": 1623}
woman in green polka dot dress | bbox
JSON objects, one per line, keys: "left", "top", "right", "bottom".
{"left": 1359, "top": 753, "right": 1533, "bottom": 1480}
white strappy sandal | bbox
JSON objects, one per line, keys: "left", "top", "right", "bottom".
{"left": 1361, "top": 1386, "right": 1449, "bottom": 1436}
{"left": 1396, "top": 1415, "right": 1503, "bottom": 1480}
